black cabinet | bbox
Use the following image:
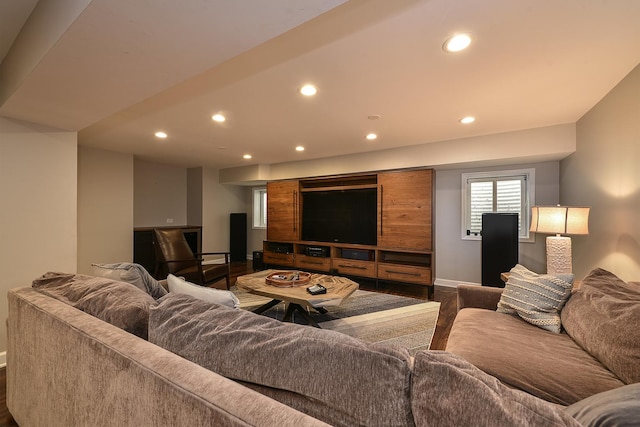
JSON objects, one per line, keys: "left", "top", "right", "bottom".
{"left": 133, "top": 226, "right": 202, "bottom": 277}
{"left": 230, "top": 213, "right": 247, "bottom": 262}
{"left": 481, "top": 213, "right": 518, "bottom": 287}
{"left": 252, "top": 251, "right": 264, "bottom": 271}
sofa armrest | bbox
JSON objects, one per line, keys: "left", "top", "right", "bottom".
{"left": 457, "top": 284, "right": 504, "bottom": 312}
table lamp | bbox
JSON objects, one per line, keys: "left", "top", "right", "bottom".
{"left": 529, "top": 206, "right": 590, "bottom": 274}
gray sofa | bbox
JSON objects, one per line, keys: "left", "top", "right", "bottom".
{"left": 446, "top": 268, "right": 640, "bottom": 407}
{"left": 7, "top": 272, "right": 588, "bottom": 426}
{"left": 7, "top": 287, "right": 328, "bottom": 427}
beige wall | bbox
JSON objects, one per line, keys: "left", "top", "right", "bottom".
{"left": 187, "top": 167, "right": 203, "bottom": 226}
{"left": 0, "top": 117, "right": 77, "bottom": 353}
{"left": 134, "top": 158, "right": 188, "bottom": 227}
{"left": 435, "top": 161, "right": 560, "bottom": 284}
{"left": 201, "top": 167, "right": 246, "bottom": 253}
{"left": 132, "top": 162, "right": 247, "bottom": 258}
{"left": 77, "top": 146, "right": 134, "bottom": 274}
{"left": 561, "top": 64, "right": 640, "bottom": 281}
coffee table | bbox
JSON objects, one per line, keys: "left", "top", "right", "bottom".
{"left": 235, "top": 269, "right": 359, "bottom": 327}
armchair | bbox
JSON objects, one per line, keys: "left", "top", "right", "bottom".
{"left": 153, "top": 228, "right": 231, "bottom": 289}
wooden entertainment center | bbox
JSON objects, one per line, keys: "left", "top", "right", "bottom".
{"left": 263, "top": 168, "right": 434, "bottom": 297}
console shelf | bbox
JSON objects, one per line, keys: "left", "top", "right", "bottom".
{"left": 263, "top": 240, "right": 433, "bottom": 294}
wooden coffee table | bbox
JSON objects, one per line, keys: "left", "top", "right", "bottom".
{"left": 235, "top": 269, "right": 359, "bottom": 327}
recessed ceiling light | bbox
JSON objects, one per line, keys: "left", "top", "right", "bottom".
{"left": 295, "top": 146, "right": 305, "bottom": 152}
{"left": 460, "top": 116, "right": 476, "bottom": 124}
{"left": 243, "top": 154, "right": 252, "bottom": 159}
{"left": 299, "top": 84, "right": 317, "bottom": 96}
{"left": 154, "top": 131, "right": 167, "bottom": 139}
{"left": 211, "top": 113, "right": 226, "bottom": 123}
{"left": 366, "top": 133, "right": 378, "bottom": 140}
{"left": 443, "top": 33, "right": 472, "bottom": 53}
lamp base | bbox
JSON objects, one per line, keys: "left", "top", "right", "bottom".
{"left": 546, "top": 236, "right": 572, "bottom": 274}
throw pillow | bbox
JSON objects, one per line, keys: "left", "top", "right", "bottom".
{"left": 167, "top": 274, "right": 239, "bottom": 309}
{"left": 497, "top": 264, "right": 574, "bottom": 333}
{"left": 411, "top": 351, "right": 580, "bottom": 427}
{"left": 32, "top": 272, "right": 156, "bottom": 339}
{"left": 149, "top": 292, "right": 413, "bottom": 427}
{"left": 565, "top": 383, "right": 640, "bottom": 427}
{"left": 92, "top": 262, "right": 168, "bottom": 299}
{"left": 561, "top": 268, "right": 640, "bottom": 384}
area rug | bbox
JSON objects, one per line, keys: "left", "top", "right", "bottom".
{"left": 233, "top": 288, "right": 440, "bottom": 354}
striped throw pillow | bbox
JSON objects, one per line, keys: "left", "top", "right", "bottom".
{"left": 497, "top": 264, "right": 574, "bottom": 333}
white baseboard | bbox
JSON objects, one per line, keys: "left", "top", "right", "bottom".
{"left": 203, "top": 254, "right": 254, "bottom": 264}
{"left": 0, "top": 351, "right": 6, "bottom": 368}
{"left": 434, "top": 278, "right": 480, "bottom": 288}
{"left": 201, "top": 257, "right": 226, "bottom": 265}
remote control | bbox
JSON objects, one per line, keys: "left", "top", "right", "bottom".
{"left": 306, "top": 284, "right": 327, "bottom": 295}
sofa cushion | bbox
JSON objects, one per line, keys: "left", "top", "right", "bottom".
{"left": 497, "top": 264, "right": 574, "bottom": 333}
{"left": 149, "top": 292, "right": 413, "bottom": 427}
{"left": 92, "top": 262, "right": 168, "bottom": 299}
{"left": 446, "top": 308, "right": 625, "bottom": 405}
{"left": 561, "top": 268, "right": 640, "bottom": 384}
{"left": 411, "top": 351, "right": 580, "bottom": 427}
{"left": 564, "top": 383, "right": 640, "bottom": 427}
{"left": 166, "top": 274, "right": 239, "bottom": 308}
{"left": 32, "top": 272, "right": 156, "bottom": 339}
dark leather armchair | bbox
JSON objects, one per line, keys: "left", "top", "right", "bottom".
{"left": 153, "top": 228, "right": 231, "bottom": 289}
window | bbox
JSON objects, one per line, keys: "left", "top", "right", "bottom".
{"left": 461, "top": 169, "right": 535, "bottom": 241}
{"left": 252, "top": 187, "right": 267, "bottom": 229}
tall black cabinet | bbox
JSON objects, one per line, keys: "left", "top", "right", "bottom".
{"left": 230, "top": 213, "right": 247, "bottom": 262}
{"left": 481, "top": 213, "right": 519, "bottom": 287}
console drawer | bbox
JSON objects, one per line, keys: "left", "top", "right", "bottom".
{"left": 333, "top": 260, "right": 376, "bottom": 278}
{"left": 263, "top": 252, "right": 294, "bottom": 267}
{"left": 295, "top": 255, "right": 331, "bottom": 272}
{"left": 377, "top": 263, "right": 431, "bottom": 285}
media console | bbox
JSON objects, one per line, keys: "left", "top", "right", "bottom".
{"left": 264, "top": 168, "right": 434, "bottom": 297}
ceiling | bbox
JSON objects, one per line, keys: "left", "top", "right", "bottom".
{"left": 2, "top": 0, "right": 640, "bottom": 170}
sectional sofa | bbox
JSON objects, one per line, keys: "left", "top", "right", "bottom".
{"left": 446, "top": 267, "right": 640, "bottom": 406}
{"left": 6, "top": 269, "right": 635, "bottom": 426}
{"left": 446, "top": 266, "right": 640, "bottom": 426}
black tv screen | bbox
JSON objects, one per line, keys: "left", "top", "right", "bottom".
{"left": 301, "top": 188, "right": 377, "bottom": 245}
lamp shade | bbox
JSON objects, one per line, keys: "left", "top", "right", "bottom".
{"left": 530, "top": 206, "right": 590, "bottom": 235}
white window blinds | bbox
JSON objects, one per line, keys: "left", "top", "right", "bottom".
{"left": 462, "top": 169, "right": 534, "bottom": 240}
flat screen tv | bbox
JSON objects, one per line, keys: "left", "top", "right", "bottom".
{"left": 301, "top": 188, "right": 377, "bottom": 245}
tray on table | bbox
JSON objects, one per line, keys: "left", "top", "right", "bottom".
{"left": 265, "top": 271, "right": 311, "bottom": 288}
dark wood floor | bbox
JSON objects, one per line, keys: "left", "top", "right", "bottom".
{"left": 0, "top": 262, "right": 457, "bottom": 425}
{"left": 0, "top": 367, "right": 15, "bottom": 427}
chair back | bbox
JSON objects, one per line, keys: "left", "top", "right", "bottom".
{"left": 153, "top": 229, "right": 196, "bottom": 274}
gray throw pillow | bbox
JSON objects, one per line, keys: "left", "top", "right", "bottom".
{"left": 411, "top": 351, "right": 581, "bottom": 427}
{"left": 497, "top": 264, "right": 574, "bottom": 333}
{"left": 92, "top": 262, "right": 167, "bottom": 299}
{"left": 33, "top": 272, "right": 156, "bottom": 339}
{"left": 149, "top": 292, "right": 413, "bottom": 427}
{"left": 561, "top": 268, "right": 640, "bottom": 384}
{"left": 565, "top": 383, "right": 640, "bottom": 427}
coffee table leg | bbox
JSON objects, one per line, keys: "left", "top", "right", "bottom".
{"left": 253, "top": 299, "right": 282, "bottom": 315}
{"left": 282, "top": 303, "right": 296, "bottom": 322}
{"left": 282, "top": 303, "right": 321, "bottom": 328}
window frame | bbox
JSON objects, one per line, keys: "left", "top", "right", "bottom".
{"left": 252, "top": 187, "right": 267, "bottom": 229}
{"left": 461, "top": 168, "right": 535, "bottom": 242}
